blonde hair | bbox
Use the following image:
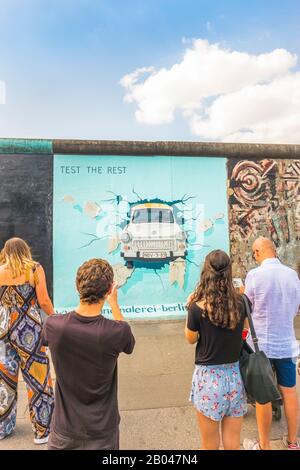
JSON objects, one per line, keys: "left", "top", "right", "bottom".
{"left": 1, "top": 238, "right": 37, "bottom": 279}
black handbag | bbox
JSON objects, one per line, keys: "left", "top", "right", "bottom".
{"left": 239, "top": 294, "right": 281, "bottom": 405}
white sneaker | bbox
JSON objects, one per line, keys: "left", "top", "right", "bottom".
{"left": 243, "top": 438, "right": 261, "bottom": 450}
{"left": 34, "top": 435, "right": 49, "bottom": 445}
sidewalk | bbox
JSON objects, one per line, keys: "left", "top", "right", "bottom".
{"left": 1, "top": 379, "right": 298, "bottom": 450}
{"left": 1, "top": 317, "right": 299, "bottom": 451}
{"left": 0, "top": 385, "right": 297, "bottom": 450}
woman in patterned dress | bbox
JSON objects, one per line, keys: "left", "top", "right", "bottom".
{"left": 0, "top": 238, "right": 54, "bottom": 444}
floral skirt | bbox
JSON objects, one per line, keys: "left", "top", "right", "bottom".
{"left": 190, "top": 361, "right": 247, "bottom": 421}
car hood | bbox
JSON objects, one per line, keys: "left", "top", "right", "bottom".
{"left": 124, "top": 222, "right": 184, "bottom": 238}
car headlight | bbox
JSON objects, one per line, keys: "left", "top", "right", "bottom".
{"left": 176, "top": 231, "right": 186, "bottom": 241}
{"left": 121, "top": 232, "right": 132, "bottom": 243}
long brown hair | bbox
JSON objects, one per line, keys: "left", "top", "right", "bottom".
{"left": 188, "top": 250, "right": 240, "bottom": 330}
{"left": 0, "top": 237, "right": 36, "bottom": 278}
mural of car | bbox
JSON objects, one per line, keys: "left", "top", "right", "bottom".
{"left": 120, "top": 203, "right": 187, "bottom": 267}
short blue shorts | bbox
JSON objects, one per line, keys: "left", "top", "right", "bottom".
{"left": 269, "top": 357, "right": 297, "bottom": 388}
{"left": 190, "top": 362, "right": 247, "bottom": 421}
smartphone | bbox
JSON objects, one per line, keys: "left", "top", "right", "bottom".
{"left": 233, "top": 278, "right": 244, "bottom": 289}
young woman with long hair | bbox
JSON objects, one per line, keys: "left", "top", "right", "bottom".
{"left": 0, "top": 237, "right": 54, "bottom": 444}
{"left": 185, "top": 249, "right": 248, "bottom": 450}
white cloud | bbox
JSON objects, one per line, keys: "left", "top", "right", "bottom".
{"left": 190, "top": 72, "right": 300, "bottom": 142}
{"left": 0, "top": 81, "right": 5, "bottom": 104}
{"left": 120, "top": 39, "right": 300, "bottom": 143}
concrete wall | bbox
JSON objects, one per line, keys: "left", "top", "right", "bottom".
{"left": 0, "top": 153, "right": 53, "bottom": 295}
{"left": 0, "top": 139, "right": 299, "bottom": 411}
{"left": 119, "top": 319, "right": 195, "bottom": 410}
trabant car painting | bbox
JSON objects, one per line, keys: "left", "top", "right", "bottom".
{"left": 120, "top": 203, "right": 187, "bottom": 267}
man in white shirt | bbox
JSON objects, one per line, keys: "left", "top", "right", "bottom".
{"left": 243, "top": 237, "right": 300, "bottom": 451}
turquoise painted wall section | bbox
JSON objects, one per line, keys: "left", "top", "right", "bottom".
{"left": 53, "top": 154, "right": 229, "bottom": 319}
{"left": 0, "top": 138, "right": 52, "bottom": 154}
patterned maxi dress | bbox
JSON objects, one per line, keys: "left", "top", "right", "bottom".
{"left": 0, "top": 268, "right": 54, "bottom": 440}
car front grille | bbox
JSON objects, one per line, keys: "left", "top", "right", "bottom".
{"left": 132, "top": 239, "right": 176, "bottom": 250}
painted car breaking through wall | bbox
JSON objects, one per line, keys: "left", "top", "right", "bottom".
{"left": 53, "top": 155, "right": 229, "bottom": 318}
{"left": 0, "top": 139, "right": 299, "bottom": 320}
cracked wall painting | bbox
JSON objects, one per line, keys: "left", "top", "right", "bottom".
{"left": 228, "top": 158, "right": 300, "bottom": 278}
{"left": 53, "top": 155, "right": 229, "bottom": 319}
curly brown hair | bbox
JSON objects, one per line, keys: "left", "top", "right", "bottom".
{"left": 187, "top": 250, "right": 240, "bottom": 330}
{"left": 76, "top": 258, "right": 114, "bottom": 304}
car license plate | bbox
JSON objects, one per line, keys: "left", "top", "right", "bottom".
{"left": 142, "top": 252, "right": 167, "bottom": 258}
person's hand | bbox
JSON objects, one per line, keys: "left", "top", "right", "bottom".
{"left": 107, "top": 282, "right": 119, "bottom": 307}
{"left": 107, "top": 282, "right": 124, "bottom": 321}
{"left": 297, "top": 360, "right": 300, "bottom": 376}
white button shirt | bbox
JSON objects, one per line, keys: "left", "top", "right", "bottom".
{"left": 245, "top": 258, "right": 300, "bottom": 359}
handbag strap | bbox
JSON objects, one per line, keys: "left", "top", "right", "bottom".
{"left": 242, "top": 294, "right": 260, "bottom": 353}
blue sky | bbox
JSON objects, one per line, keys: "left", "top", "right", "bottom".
{"left": 0, "top": 0, "right": 299, "bottom": 141}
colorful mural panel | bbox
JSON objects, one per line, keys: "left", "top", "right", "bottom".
{"left": 228, "top": 158, "right": 300, "bottom": 278}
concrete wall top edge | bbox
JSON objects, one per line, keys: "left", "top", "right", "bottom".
{"left": 53, "top": 140, "right": 300, "bottom": 158}
{"left": 0, "top": 138, "right": 300, "bottom": 158}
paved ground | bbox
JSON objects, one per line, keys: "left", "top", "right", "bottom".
{"left": 1, "top": 319, "right": 299, "bottom": 451}
{"left": 1, "top": 378, "right": 298, "bottom": 450}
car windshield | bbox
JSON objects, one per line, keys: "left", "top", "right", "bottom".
{"left": 132, "top": 208, "right": 174, "bottom": 224}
